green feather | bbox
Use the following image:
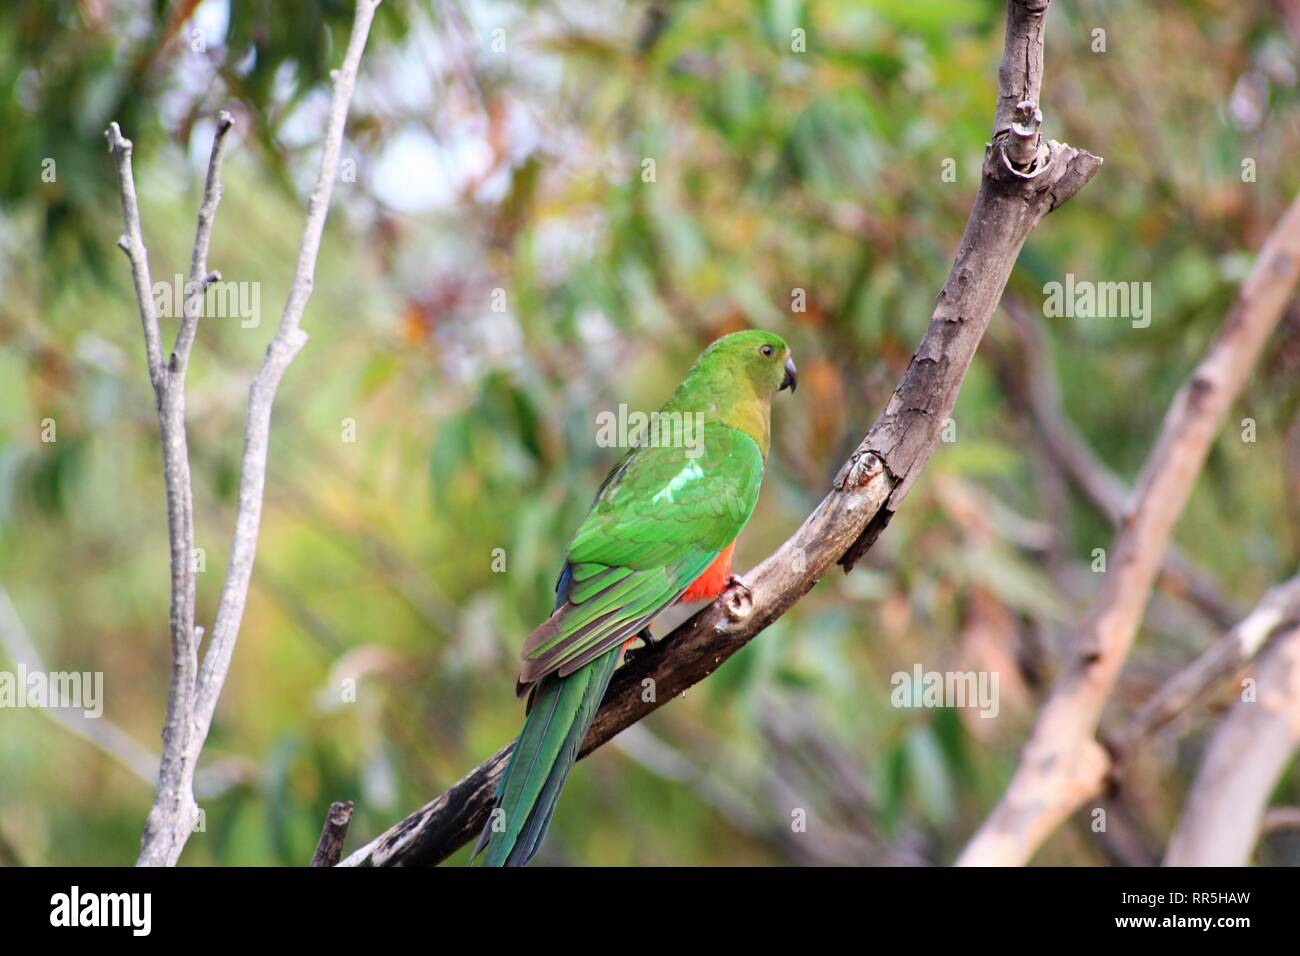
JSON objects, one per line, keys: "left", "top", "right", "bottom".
{"left": 474, "top": 648, "right": 620, "bottom": 866}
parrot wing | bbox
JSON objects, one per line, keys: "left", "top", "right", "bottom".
{"left": 517, "top": 422, "right": 764, "bottom": 686}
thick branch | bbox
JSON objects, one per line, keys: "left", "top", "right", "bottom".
{"left": 836, "top": 0, "right": 1098, "bottom": 572}
{"left": 339, "top": 0, "right": 1100, "bottom": 867}
{"left": 1164, "top": 625, "right": 1300, "bottom": 865}
{"left": 957, "top": 193, "right": 1300, "bottom": 867}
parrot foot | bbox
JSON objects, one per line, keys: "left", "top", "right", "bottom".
{"left": 623, "top": 626, "right": 659, "bottom": 665}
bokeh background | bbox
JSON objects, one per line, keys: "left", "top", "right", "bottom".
{"left": 1, "top": 0, "right": 1299, "bottom": 865}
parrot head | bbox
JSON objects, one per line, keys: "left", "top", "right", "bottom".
{"left": 694, "top": 329, "right": 797, "bottom": 400}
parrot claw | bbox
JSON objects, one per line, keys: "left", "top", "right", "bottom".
{"left": 623, "top": 626, "right": 658, "bottom": 665}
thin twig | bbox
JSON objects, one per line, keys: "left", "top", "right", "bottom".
{"left": 0, "top": 584, "right": 250, "bottom": 800}
{"left": 173, "top": 109, "right": 235, "bottom": 376}
{"left": 106, "top": 124, "right": 165, "bottom": 394}
{"left": 0, "top": 584, "right": 159, "bottom": 787}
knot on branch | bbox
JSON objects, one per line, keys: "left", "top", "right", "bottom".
{"left": 105, "top": 122, "right": 132, "bottom": 157}
{"left": 991, "top": 100, "right": 1051, "bottom": 179}
{"left": 833, "top": 450, "right": 885, "bottom": 493}
{"left": 1008, "top": 100, "right": 1043, "bottom": 167}
{"left": 722, "top": 581, "right": 753, "bottom": 623}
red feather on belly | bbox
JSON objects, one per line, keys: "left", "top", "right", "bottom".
{"left": 678, "top": 542, "right": 736, "bottom": 604}
{"left": 621, "top": 543, "right": 739, "bottom": 652}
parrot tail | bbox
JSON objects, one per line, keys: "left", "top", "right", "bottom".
{"left": 472, "top": 646, "right": 620, "bottom": 866}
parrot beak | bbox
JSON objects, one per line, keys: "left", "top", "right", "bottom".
{"left": 780, "top": 356, "right": 798, "bottom": 393}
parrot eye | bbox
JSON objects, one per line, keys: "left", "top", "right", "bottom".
{"left": 760, "top": 345, "right": 774, "bottom": 357}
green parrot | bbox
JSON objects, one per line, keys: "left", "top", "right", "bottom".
{"left": 473, "top": 329, "right": 797, "bottom": 866}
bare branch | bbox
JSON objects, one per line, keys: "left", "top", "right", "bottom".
{"left": 105, "top": 123, "right": 165, "bottom": 394}
{"left": 1112, "top": 574, "right": 1300, "bottom": 756}
{"left": 0, "top": 584, "right": 159, "bottom": 787}
{"left": 173, "top": 110, "right": 235, "bottom": 376}
{"left": 1003, "top": 296, "right": 1244, "bottom": 629}
{"left": 0, "top": 584, "right": 250, "bottom": 801}
{"left": 1259, "top": 806, "right": 1300, "bottom": 838}
{"left": 311, "top": 801, "right": 356, "bottom": 867}
{"left": 836, "top": 1, "right": 1099, "bottom": 572}
{"left": 339, "top": 0, "right": 1100, "bottom": 868}
{"left": 110, "top": 0, "right": 383, "bottom": 867}
{"left": 108, "top": 117, "right": 209, "bottom": 866}
{"left": 1164, "top": 625, "right": 1300, "bottom": 865}
{"left": 957, "top": 193, "right": 1300, "bottom": 867}
{"left": 191, "top": 0, "right": 382, "bottom": 775}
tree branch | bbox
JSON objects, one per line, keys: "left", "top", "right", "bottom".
{"left": 1111, "top": 573, "right": 1300, "bottom": 758}
{"left": 0, "top": 583, "right": 160, "bottom": 788}
{"left": 107, "top": 110, "right": 224, "bottom": 865}
{"left": 1259, "top": 806, "right": 1300, "bottom": 838}
{"left": 174, "top": 110, "right": 235, "bottom": 377}
{"left": 109, "top": 0, "right": 383, "bottom": 867}
{"left": 338, "top": 0, "right": 1100, "bottom": 867}
{"left": 957, "top": 193, "right": 1300, "bottom": 867}
{"left": 1164, "top": 624, "right": 1300, "bottom": 865}
{"left": 1002, "top": 296, "right": 1244, "bottom": 629}
{"left": 106, "top": 125, "right": 166, "bottom": 394}
{"left": 189, "top": 0, "right": 381, "bottom": 771}
{"left": 311, "top": 801, "right": 355, "bottom": 867}
{"left": 0, "top": 584, "right": 252, "bottom": 801}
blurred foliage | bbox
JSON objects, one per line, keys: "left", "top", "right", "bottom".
{"left": 1, "top": 0, "right": 1299, "bottom": 866}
